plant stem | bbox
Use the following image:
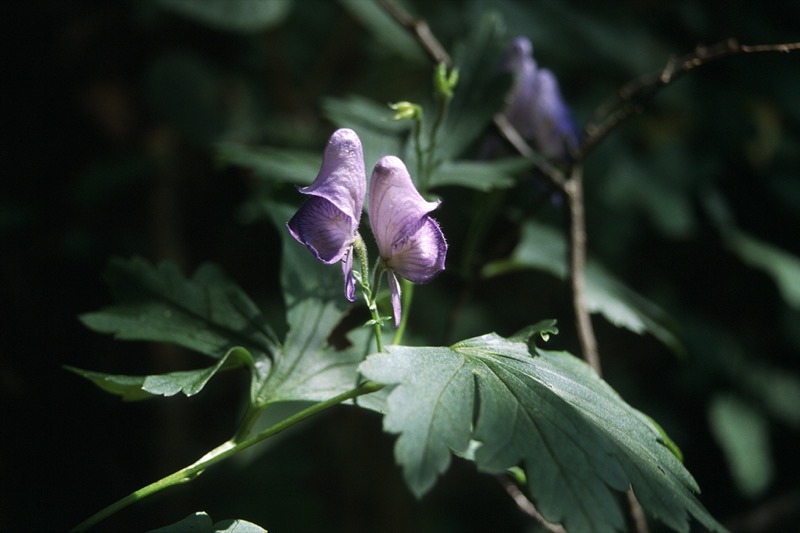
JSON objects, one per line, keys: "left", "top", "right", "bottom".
{"left": 71, "top": 381, "right": 384, "bottom": 532}
{"left": 352, "top": 235, "right": 385, "bottom": 352}
{"left": 563, "top": 165, "right": 601, "bottom": 375}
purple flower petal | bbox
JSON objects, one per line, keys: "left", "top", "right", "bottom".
{"left": 299, "top": 128, "right": 366, "bottom": 222}
{"left": 369, "top": 156, "right": 447, "bottom": 284}
{"left": 503, "top": 37, "right": 539, "bottom": 139}
{"left": 341, "top": 247, "right": 356, "bottom": 302}
{"left": 530, "top": 68, "right": 580, "bottom": 160}
{"left": 502, "top": 37, "right": 579, "bottom": 161}
{"left": 288, "top": 196, "right": 357, "bottom": 264}
{"left": 286, "top": 128, "right": 366, "bottom": 301}
{"left": 387, "top": 270, "right": 402, "bottom": 328}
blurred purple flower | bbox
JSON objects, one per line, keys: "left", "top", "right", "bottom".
{"left": 369, "top": 156, "right": 447, "bottom": 327}
{"left": 287, "top": 128, "right": 366, "bottom": 301}
{"left": 503, "top": 37, "right": 580, "bottom": 162}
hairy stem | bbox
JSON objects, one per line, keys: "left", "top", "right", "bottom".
{"left": 353, "top": 234, "right": 385, "bottom": 352}
{"left": 71, "top": 381, "right": 384, "bottom": 532}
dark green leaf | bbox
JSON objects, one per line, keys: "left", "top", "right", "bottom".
{"left": 156, "top": 0, "right": 291, "bottom": 34}
{"left": 149, "top": 511, "right": 268, "bottom": 533}
{"left": 321, "top": 95, "right": 410, "bottom": 170}
{"left": 80, "top": 257, "right": 277, "bottom": 366}
{"left": 338, "top": 0, "right": 426, "bottom": 63}
{"left": 708, "top": 394, "right": 773, "bottom": 498}
{"left": 724, "top": 229, "right": 800, "bottom": 309}
{"left": 216, "top": 142, "right": 322, "bottom": 186}
{"left": 66, "top": 347, "right": 254, "bottom": 401}
{"left": 483, "top": 220, "right": 682, "bottom": 352}
{"left": 437, "top": 12, "right": 512, "bottom": 161}
{"left": 429, "top": 158, "right": 531, "bottom": 191}
{"left": 254, "top": 203, "right": 371, "bottom": 404}
{"left": 359, "top": 330, "right": 725, "bottom": 533}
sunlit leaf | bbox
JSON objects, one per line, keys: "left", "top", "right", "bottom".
{"left": 66, "top": 347, "right": 254, "bottom": 401}
{"left": 360, "top": 328, "right": 725, "bottom": 533}
{"left": 149, "top": 511, "right": 268, "bottom": 533}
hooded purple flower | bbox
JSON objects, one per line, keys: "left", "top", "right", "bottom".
{"left": 369, "top": 156, "right": 447, "bottom": 327}
{"left": 287, "top": 128, "right": 366, "bottom": 301}
{"left": 503, "top": 37, "right": 580, "bottom": 162}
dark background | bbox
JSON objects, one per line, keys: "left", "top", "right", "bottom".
{"left": 3, "top": 1, "right": 799, "bottom": 531}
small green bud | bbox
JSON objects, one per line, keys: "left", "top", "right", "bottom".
{"left": 388, "top": 101, "right": 422, "bottom": 121}
{"left": 434, "top": 62, "right": 459, "bottom": 100}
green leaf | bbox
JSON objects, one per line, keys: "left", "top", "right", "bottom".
{"left": 705, "top": 190, "right": 800, "bottom": 309}
{"left": 216, "top": 142, "right": 323, "bottom": 186}
{"left": 708, "top": 394, "right": 774, "bottom": 498}
{"left": 437, "top": 12, "right": 512, "bottom": 161}
{"left": 80, "top": 257, "right": 278, "bottom": 366}
{"left": 483, "top": 220, "right": 682, "bottom": 352}
{"left": 254, "top": 203, "right": 370, "bottom": 405}
{"left": 338, "top": 0, "right": 426, "bottom": 63}
{"left": 66, "top": 346, "right": 254, "bottom": 401}
{"left": 149, "top": 511, "right": 268, "bottom": 533}
{"left": 724, "top": 229, "right": 800, "bottom": 309}
{"left": 429, "top": 158, "right": 531, "bottom": 192}
{"left": 359, "top": 330, "right": 725, "bottom": 533}
{"left": 156, "top": 0, "right": 291, "bottom": 34}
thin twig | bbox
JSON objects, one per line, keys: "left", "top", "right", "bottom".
{"left": 582, "top": 38, "right": 800, "bottom": 156}
{"left": 496, "top": 476, "right": 567, "bottom": 533}
{"left": 493, "top": 113, "right": 568, "bottom": 189}
{"left": 376, "top": 0, "right": 451, "bottom": 66}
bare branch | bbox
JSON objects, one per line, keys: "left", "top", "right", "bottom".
{"left": 493, "top": 113, "right": 568, "bottom": 189}
{"left": 376, "top": 0, "right": 451, "bottom": 66}
{"left": 582, "top": 39, "right": 800, "bottom": 156}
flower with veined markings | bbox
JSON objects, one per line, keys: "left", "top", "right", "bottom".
{"left": 368, "top": 155, "right": 447, "bottom": 327}
{"left": 287, "top": 128, "right": 365, "bottom": 301}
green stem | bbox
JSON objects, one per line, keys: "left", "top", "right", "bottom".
{"left": 71, "top": 381, "right": 384, "bottom": 532}
{"left": 353, "top": 235, "right": 385, "bottom": 353}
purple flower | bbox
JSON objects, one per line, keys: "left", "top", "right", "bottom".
{"left": 503, "top": 37, "right": 580, "bottom": 162}
{"left": 287, "top": 128, "right": 366, "bottom": 301}
{"left": 369, "top": 156, "right": 447, "bottom": 327}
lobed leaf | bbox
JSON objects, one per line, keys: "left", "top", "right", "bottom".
{"left": 66, "top": 346, "right": 254, "bottom": 401}
{"left": 149, "top": 511, "right": 268, "bottom": 533}
{"left": 359, "top": 328, "right": 725, "bottom": 533}
{"left": 80, "top": 257, "right": 278, "bottom": 364}
{"left": 253, "top": 203, "right": 370, "bottom": 405}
